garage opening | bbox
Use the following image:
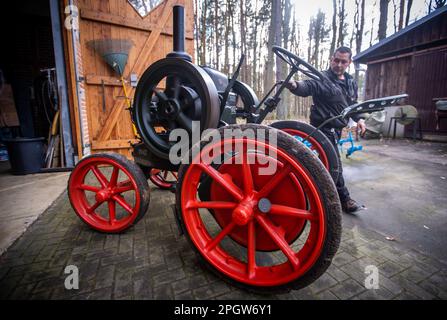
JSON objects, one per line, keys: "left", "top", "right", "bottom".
{"left": 0, "top": 0, "right": 74, "bottom": 174}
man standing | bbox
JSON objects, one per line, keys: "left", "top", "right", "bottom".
{"left": 286, "top": 46, "right": 366, "bottom": 213}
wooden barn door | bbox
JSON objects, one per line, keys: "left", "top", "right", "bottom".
{"left": 407, "top": 48, "right": 447, "bottom": 135}
{"left": 65, "top": 0, "right": 194, "bottom": 159}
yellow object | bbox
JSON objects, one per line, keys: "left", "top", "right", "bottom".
{"left": 51, "top": 110, "right": 60, "bottom": 136}
{"left": 120, "top": 76, "right": 139, "bottom": 138}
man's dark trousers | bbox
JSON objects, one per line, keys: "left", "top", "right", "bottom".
{"left": 318, "top": 126, "right": 351, "bottom": 203}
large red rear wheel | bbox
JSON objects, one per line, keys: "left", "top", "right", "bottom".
{"left": 176, "top": 124, "right": 341, "bottom": 293}
{"left": 68, "top": 153, "right": 150, "bottom": 233}
{"left": 270, "top": 121, "right": 341, "bottom": 184}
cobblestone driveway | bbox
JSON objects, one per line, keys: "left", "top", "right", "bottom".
{"left": 0, "top": 188, "right": 446, "bottom": 300}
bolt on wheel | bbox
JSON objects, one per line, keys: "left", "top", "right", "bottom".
{"left": 68, "top": 153, "right": 150, "bottom": 233}
{"left": 176, "top": 124, "right": 341, "bottom": 292}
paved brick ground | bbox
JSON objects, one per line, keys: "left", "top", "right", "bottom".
{"left": 0, "top": 188, "right": 446, "bottom": 300}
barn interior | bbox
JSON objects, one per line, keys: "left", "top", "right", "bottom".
{"left": 0, "top": 0, "right": 72, "bottom": 173}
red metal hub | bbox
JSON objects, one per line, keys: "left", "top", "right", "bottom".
{"left": 232, "top": 199, "right": 255, "bottom": 226}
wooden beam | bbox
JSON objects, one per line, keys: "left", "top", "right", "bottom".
{"left": 80, "top": 8, "right": 194, "bottom": 40}
{"left": 367, "top": 44, "right": 447, "bottom": 65}
{"left": 63, "top": 0, "right": 83, "bottom": 160}
{"left": 85, "top": 75, "right": 122, "bottom": 86}
{"left": 91, "top": 139, "right": 139, "bottom": 150}
{"left": 97, "top": 0, "right": 175, "bottom": 142}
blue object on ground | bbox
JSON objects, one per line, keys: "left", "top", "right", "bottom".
{"left": 339, "top": 131, "right": 363, "bottom": 158}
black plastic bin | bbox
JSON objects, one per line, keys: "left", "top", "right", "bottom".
{"left": 3, "top": 137, "right": 45, "bottom": 175}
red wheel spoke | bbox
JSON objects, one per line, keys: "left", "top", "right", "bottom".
{"left": 172, "top": 172, "right": 178, "bottom": 180}
{"left": 185, "top": 201, "right": 238, "bottom": 210}
{"left": 112, "top": 195, "right": 134, "bottom": 215}
{"left": 204, "top": 221, "right": 236, "bottom": 253}
{"left": 108, "top": 200, "right": 116, "bottom": 225}
{"left": 91, "top": 165, "right": 109, "bottom": 188}
{"left": 87, "top": 200, "right": 102, "bottom": 214}
{"left": 109, "top": 167, "right": 119, "bottom": 187}
{"left": 255, "top": 215, "right": 300, "bottom": 270}
{"left": 116, "top": 180, "right": 132, "bottom": 188}
{"left": 241, "top": 160, "right": 254, "bottom": 194}
{"left": 114, "top": 185, "right": 134, "bottom": 194}
{"left": 257, "top": 165, "right": 291, "bottom": 199}
{"left": 269, "top": 204, "right": 317, "bottom": 221}
{"left": 198, "top": 163, "right": 244, "bottom": 201}
{"left": 79, "top": 184, "right": 100, "bottom": 192}
{"left": 247, "top": 220, "right": 256, "bottom": 279}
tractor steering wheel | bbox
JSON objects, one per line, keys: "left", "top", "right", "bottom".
{"left": 272, "top": 45, "right": 325, "bottom": 82}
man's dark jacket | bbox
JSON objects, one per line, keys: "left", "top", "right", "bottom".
{"left": 290, "top": 69, "right": 361, "bottom": 129}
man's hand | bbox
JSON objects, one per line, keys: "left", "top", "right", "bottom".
{"left": 285, "top": 80, "right": 298, "bottom": 91}
{"left": 357, "top": 119, "right": 366, "bottom": 135}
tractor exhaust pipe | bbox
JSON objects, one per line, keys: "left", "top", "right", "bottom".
{"left": 167, "top": 5, "right": 192, "bottom": 62}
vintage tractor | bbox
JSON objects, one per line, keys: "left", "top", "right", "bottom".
{"left": 67, "top": 5, "right": 407, "bottom": 293}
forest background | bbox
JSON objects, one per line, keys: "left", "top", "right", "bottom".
{"left": 193, "top": 0, "right": 446, "bottom": 120}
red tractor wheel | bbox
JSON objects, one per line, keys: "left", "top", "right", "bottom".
{"left": 176, "top": 124, "right": 341, "bottom": 293}
{"left": 68, "top": 153, "right": 150, "bottom": 233}
{"left": 270, "top": 120, "right": 341, "bottom": 184}
{"left": 149, "top": 169, "right": 178, "bottom": 190}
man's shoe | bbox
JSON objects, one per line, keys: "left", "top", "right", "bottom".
{"left": 342, "top": 198, "right": 360, "bottom": 213}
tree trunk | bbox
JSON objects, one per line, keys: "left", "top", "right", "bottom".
{"left": 240, "top": 0, "right": 247, "bottom": 83}
{"left": 251, "top": 0, "right": 259, "bottom": 90}
{"left": 405, "top": 0, "right": 413, "bottom": 27}
{"left": 329, "top": 0, "right": 337, "bottom": 59}
{"left": 264, "top": 0, "right": 276, "bottom": 95}
{"left": 378, "top": 0, "right": 389, "bottom": 40}
{"left": 194, "top": 0, "right": 201, "bottom": 63}
{"left": 200, "top": 0, "right": 208, "bottom": 65}
{"left": 215, "top": 0, "right": 219, "bottom": 68}
{"left": 355, "top": 0, "right": 365, "bottom": 84}
{"left": 279, "top": 0, "right": 292, "bottom": 119}
{"left": 392, "top": 0, "right": 398, "bottom": 33}
{"left": 223, "top": 0, "right": 230, "bottom": 74}
{"left": 273, "top": 0, "right": 283, "bottom": 119}
{"left": 337, "top": 0, "right": 346, "bottom": 46}
{"left": 398, "top": 0, "right": 405, "bottom": 30}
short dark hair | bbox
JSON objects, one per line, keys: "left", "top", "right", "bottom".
{"left": 334, "top": 46, "right": 352, "bottom": 59}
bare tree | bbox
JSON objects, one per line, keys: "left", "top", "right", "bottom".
{"left": 279, "top": 0, "right": 292, "bottom": 119}
{"left": 398, "top": 0, "right": 405, "bottom": 30}
{"left": 240, "top": 0, "right": 247, "bottom": 82}
{"left": 405, "top": 0, "right": 413, "bottom": 26}
{"left": 429, "top": 0, "right": 447, "bottom": 12}
{"left": 392, "top": 0, "right": 399, "bottom": 32}
{"left": 214, "top": 0, "right": 220, "bottom": 68}
{"left": 264, "top": 1, "right": 276, "bottom": 94}
{"left": 378, "top": 0, "right": 390, "bottom": 40}
{"left": 354, "top": 0, "right": 365, "bottom": 83}
{"left": 308, "top": 11, "right": 329, "bottom": 69}
{"left": 329, "top": 0, "right": 338, "bottom": 59}
{"left": 337, "top": 0, "right": 347, "bottom": 46}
